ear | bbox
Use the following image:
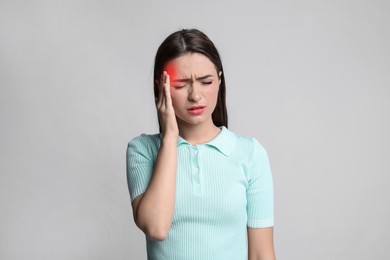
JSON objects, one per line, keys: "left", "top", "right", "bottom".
{"left": 218, "top": 71, "right": 222, "bottom": 84}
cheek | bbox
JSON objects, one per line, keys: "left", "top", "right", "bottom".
{"left": 207, "top": 85, "right": 220, "bottom": 104}
{"left": 169, "top": 91, "right": 182, "bottom": 109}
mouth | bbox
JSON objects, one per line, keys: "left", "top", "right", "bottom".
{"left": 187, "top": 106, "right": 206, "bottom": 115}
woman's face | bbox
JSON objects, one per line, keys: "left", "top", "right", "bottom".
{"left": 164, "top": 53, "right": 221, "bottom": 128}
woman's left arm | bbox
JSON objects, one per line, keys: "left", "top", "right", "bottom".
{"left": 247, "top": 227, "right": 276, "bottom": 260}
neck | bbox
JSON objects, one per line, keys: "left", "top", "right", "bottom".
{"left": 177, "top": 119, "right": 221, "bottom": 145}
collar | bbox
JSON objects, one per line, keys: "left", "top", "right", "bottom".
{"left": 177, "top": 126, "right": 237, "bottom": 157}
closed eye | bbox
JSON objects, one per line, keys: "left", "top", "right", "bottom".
{"left": 201, "top": 81, "right": 212, "bottom": 85}
{"left": 172, "top": 84, "right": 186, "bottom": 89}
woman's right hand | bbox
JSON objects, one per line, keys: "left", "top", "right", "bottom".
{"left": 133, "top": 71, "right": 179, "bottom": 240}
{"left": 156, "top": 71, "right": 179, "bottom": 138}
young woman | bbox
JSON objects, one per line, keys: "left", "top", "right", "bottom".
{"left": 127, "top": 29, "right": 275, "bottom": 260}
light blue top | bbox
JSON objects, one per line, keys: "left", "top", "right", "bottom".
{"left": 126, "top": 126, "right": 274, "bottom": 260}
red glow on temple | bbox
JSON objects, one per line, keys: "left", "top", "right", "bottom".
{"left": 164, "top": 64, "right": 177, "bottom": 83}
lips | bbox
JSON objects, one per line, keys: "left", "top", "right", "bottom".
{"left": 187, "top": 105, "right": 206, "bottom": 115}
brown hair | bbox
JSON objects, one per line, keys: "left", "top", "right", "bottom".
{"left": 153, "top": 29, "right": 228, "bottom": 132}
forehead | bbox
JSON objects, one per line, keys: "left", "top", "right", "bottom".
{"left": 164, "top": 53, "right": 217, "bottom": 77}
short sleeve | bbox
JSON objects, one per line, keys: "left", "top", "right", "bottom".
{"left": 126, "top": 135, "right": 158, "bottom": 202}
{"left": 246, "top": 138, "right": 274, "bottom": 228}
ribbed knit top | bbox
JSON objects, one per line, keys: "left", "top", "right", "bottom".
{"left": 126, "top": 126, "right": 274, "bottom": 260}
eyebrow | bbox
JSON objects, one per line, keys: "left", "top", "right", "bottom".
{"left": 172, "top": 74, "right": 214, "bottom": 83}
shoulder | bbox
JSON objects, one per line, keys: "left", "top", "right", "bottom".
{"left": 127, "top": 133, "right": 161, "bottom": 155}
{"left": 228, "top": 129, "right": 268, "bottom": 158}
{"left": 128, "top": 132, "right": 160, "bottom": 145}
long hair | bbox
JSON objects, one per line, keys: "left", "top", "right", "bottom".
{"left": 153, "top": 29, "right": 228, "bottom": 133}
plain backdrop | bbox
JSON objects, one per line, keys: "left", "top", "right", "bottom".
{"left": 1, "top": 0, "right": 389, "bottom": 259}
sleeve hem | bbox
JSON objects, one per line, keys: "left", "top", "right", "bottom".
{"left": 130, "top": 189, "right": 146, "bottom": 202}
{"left": 247, "top": 219, "right": 274, "bottom": 228}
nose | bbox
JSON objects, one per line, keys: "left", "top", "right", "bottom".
{"left": 188, "top": 84, "right": 201, "bottom": 102}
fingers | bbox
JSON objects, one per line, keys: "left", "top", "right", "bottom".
{"left": 156, "top": 71, "right": 174, "bottom": 114}
{"left": 156, "top": 71, "right": 178, "bottom": 136}
{"left": 163, "top": 73, "right": 173, "bottom": 107}
{"left": 161, "top": 72, "right": 168, "bottom": 109}
{"left": 156, "top": 73, "right": 164, "bottom": 109}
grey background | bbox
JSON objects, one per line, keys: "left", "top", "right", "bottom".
{"left": 1, "top": 0, "right": 389, "bottom": 259}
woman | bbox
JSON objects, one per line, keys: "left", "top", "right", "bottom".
{"left": 127, "top": 29, "right": 275, "bottom": 260}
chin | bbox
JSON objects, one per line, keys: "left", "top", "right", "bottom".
{"left": 177, "top": 115, "right": 209, "bottom": 126}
